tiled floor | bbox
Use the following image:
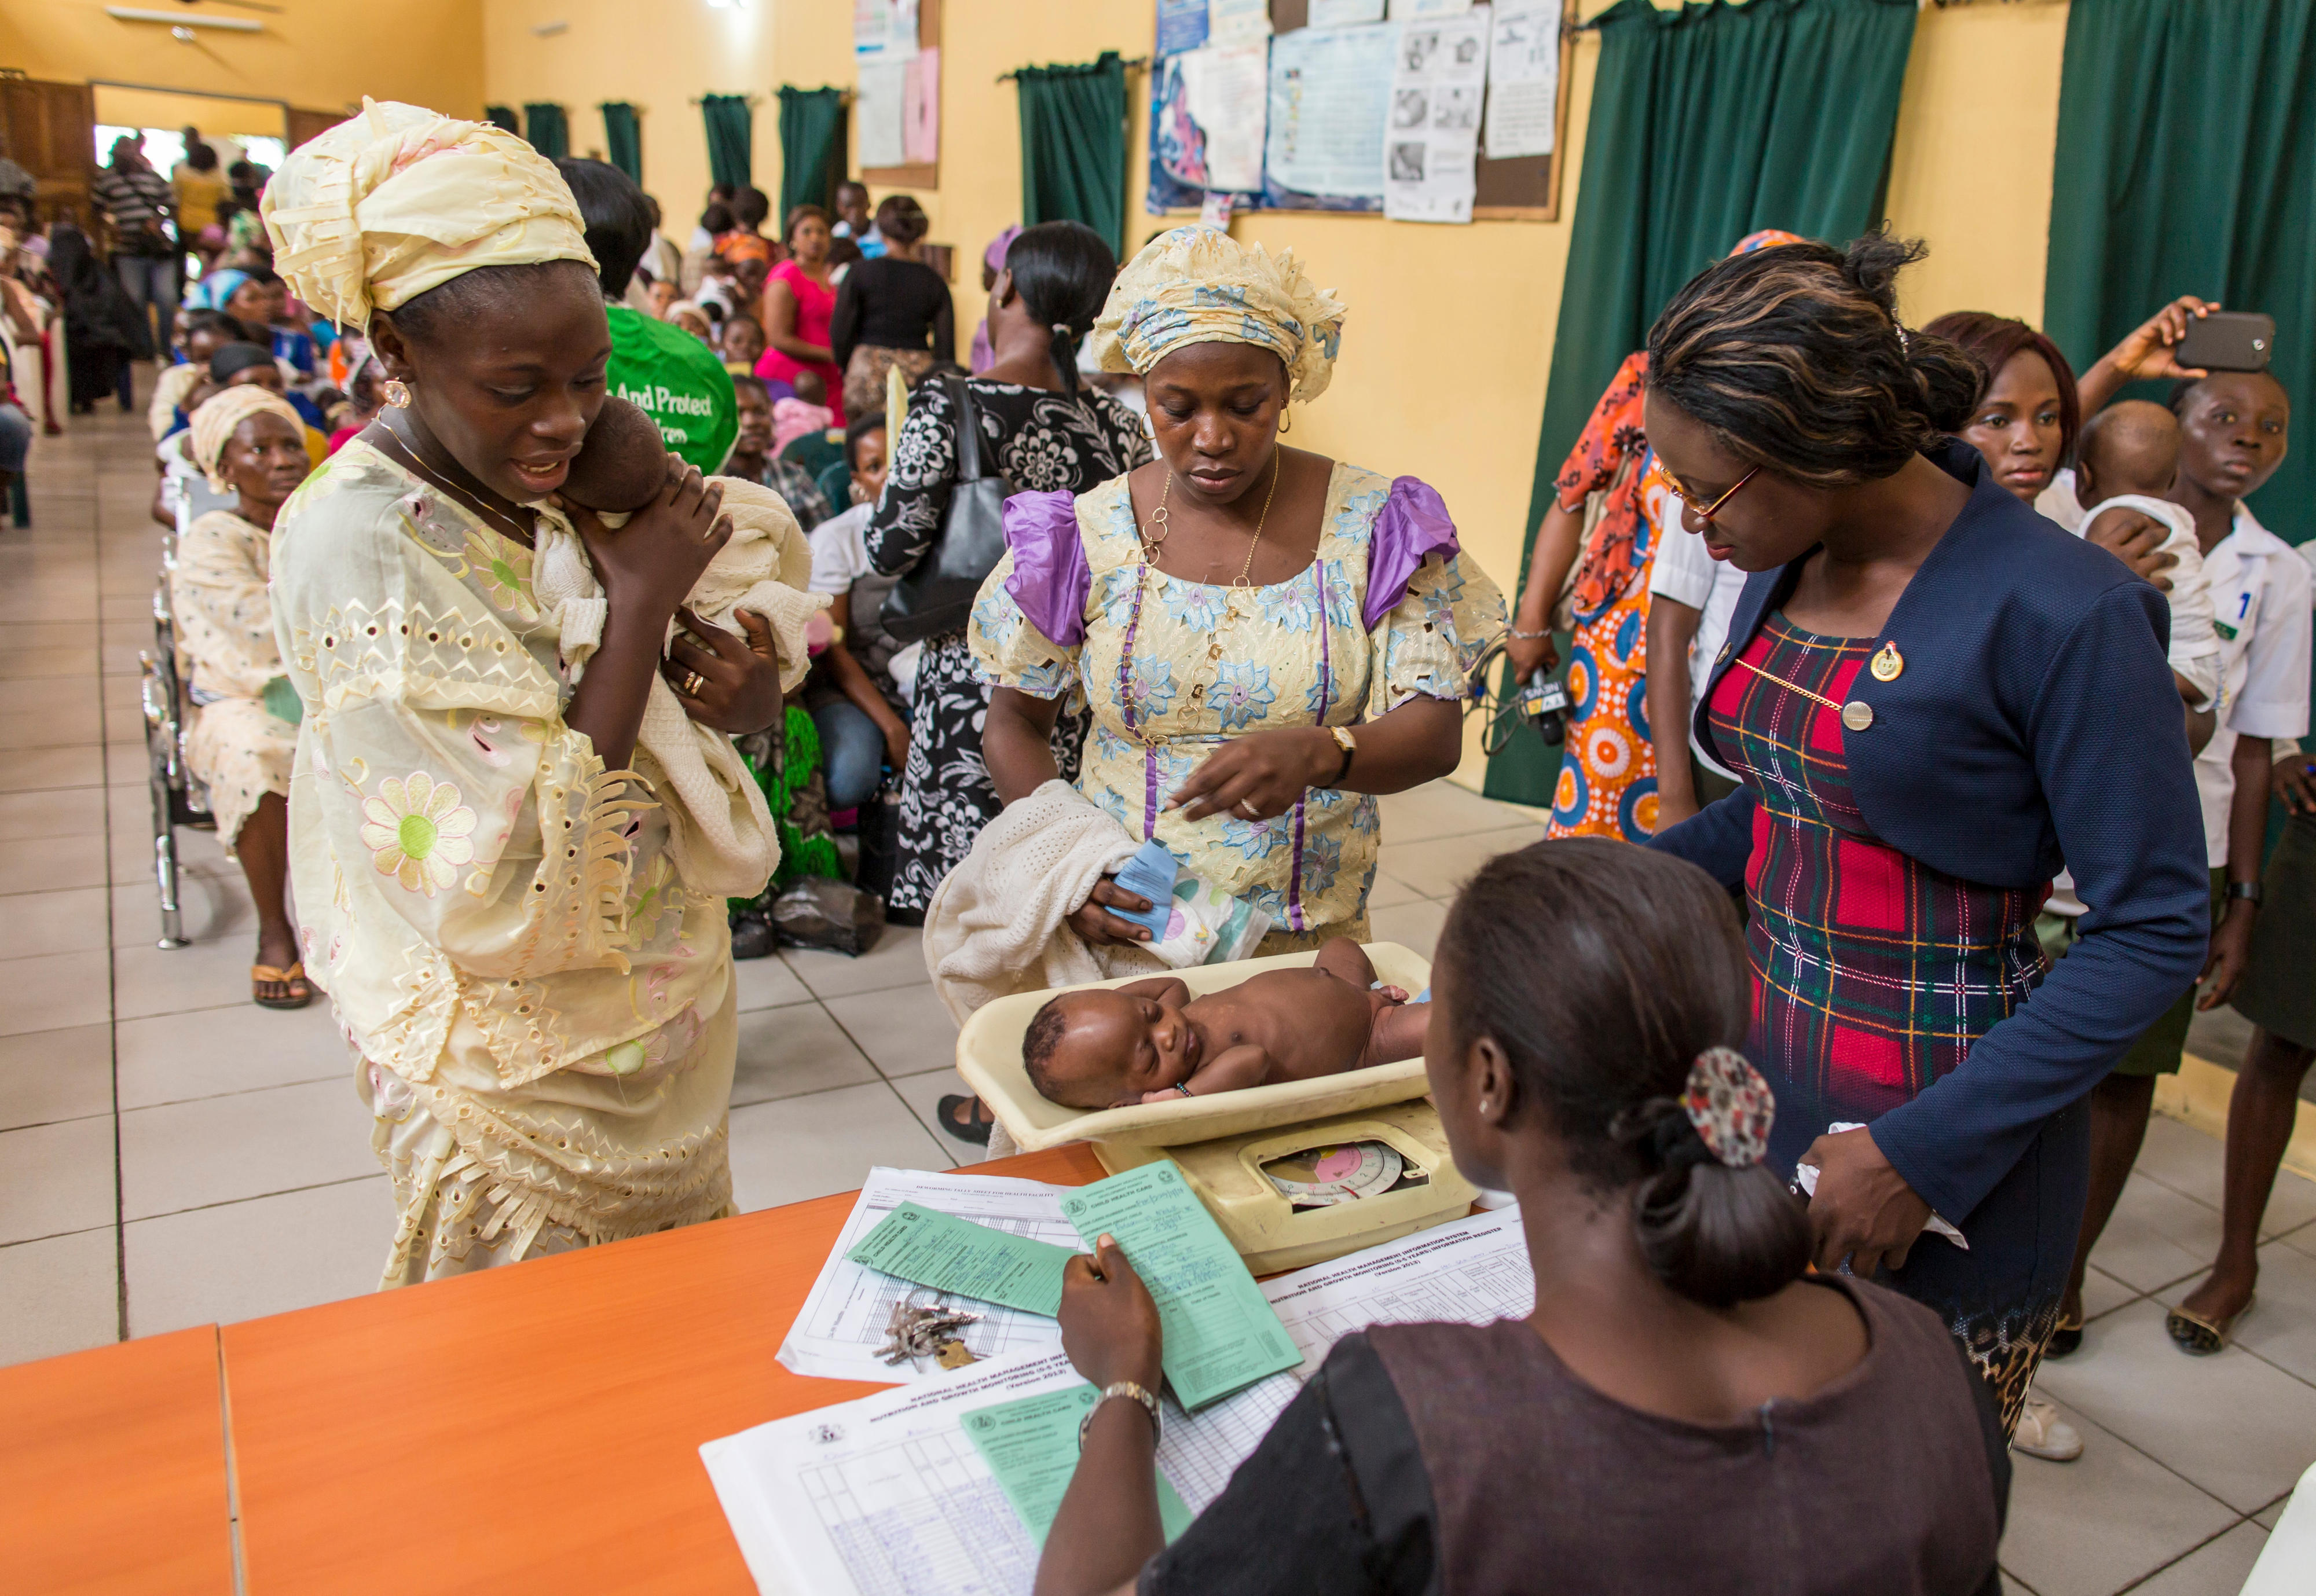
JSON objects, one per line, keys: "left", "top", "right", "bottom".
{"left": 3, "top": 383, "right": 2310, "bottom": 1592}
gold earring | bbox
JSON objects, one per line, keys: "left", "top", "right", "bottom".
{"left": 383, "top": 377, "right": 412, "bottom": 409}
{"left": 1278, "top": 406, "right": 1292, "bottom": 435}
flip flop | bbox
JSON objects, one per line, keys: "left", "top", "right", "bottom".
{"left": 937, "top": 1095, "right": 994, "bottom": 1147}
{"left": 2165, "top": 1294, "right": 2253, "bottom": 1356}
{"left": 252, "top": 960, "right": 314, "bottom": 1011}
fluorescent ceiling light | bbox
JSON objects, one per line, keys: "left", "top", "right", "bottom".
{"left": 106, "top": 6, "right": 264, "bottom": 30}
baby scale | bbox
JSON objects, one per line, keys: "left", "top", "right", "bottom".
{"left": 957, "top": 943, "right": 1478, "bottom": 1274}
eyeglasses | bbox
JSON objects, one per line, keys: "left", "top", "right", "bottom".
{"left": 1679, "top": 463, "right": 1760, "bottom": 526}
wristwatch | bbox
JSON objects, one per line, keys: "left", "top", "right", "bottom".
{"left": 1079, "top": 1380, "right": 1163, "bottom": 1450}
{"left": 1326, "top": 725, "right": 1357, "bottom": 786}
{"left": 2228, "top": 880, "right": 2264, "bottom": 905}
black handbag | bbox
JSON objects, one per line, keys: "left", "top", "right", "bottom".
{"left": 880, "top": 375, "right": 1016, "bottom": 645}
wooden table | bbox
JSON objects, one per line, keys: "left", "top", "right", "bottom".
{"left": 0, "top": 1326, "right": 235, "bottom": 1594}
{"left": 221, "top": 1146, "right": 1108, "bottom": 1594}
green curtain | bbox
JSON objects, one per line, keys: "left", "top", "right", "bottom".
{"left": 522, "top": 103, "right": 569, "bottom": 160}
{"left": 600, "top": 102, "right": 642, "bottom": 182}
{"left": 2044, "top": 0, "right": 2316, "bottom": 537}
{"left": 1014, "top": 52, "right": 1128, "bottom": 256}
{"left": 778, "top": 87, "right": 848, "bottom": 223}
{"left": 702, "top": 94, "right": 754, "bottom": 190}
{"left": 1484, "top": 0, "right": 1918, "bottom": 805}
{"left": 484, "top": 105, "right": 520, "bottom": 135}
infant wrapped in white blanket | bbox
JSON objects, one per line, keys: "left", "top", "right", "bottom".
{"left": 525, "top": 400, "right": 829, "bottom": 898}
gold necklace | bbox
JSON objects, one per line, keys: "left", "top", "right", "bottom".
{"left": 1732, "top": 653, "right": 1878, "bottom": 732}
{"left": 1232, "top": 452, "right": 1283, "bottom": 591}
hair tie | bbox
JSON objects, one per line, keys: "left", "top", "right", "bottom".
{"left": 1896, "top": 324, "right": 1913, "bottom": 355}
{"left": 1681, "top": 1046, "right": 1775, "bottom": 1168}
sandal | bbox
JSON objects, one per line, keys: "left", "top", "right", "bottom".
{"left": 2044, "top": 1309, "right": 2086, "bottom": 1360}
{"left": 2165, "top": 1294, "right": 2253, "bottom": 1356}
{"left": 251, "top": 960, "right": 314, "bottom": 1011}
{"left": 937, "top": 1095, "right": 995, "bottom": 1147}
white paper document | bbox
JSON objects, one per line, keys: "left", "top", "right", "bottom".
{"left": 1179, "top": 43, "right": 1271, "bottom": 192}
{"left": 704, "top": 1352, "right": 1298, "bottom": 1596}
{"left": 1263, "top": 1206, "right": 1532, "bottom": 1370}
{"left": 1310, "top": 0, "right": 1388, "bottom": 25}
{"left": 1208, "top": 0, "right": 1275, "bottom": 46}
{"left": 856, "top": 57, "right": 910, "bottom": 169}
{"left": 1267, "top": 23, "right": 1398, "bottom": 199}
{"left": 1384, "top": 4, "right": 1490, "bottom": 222}
{"left": 1483, "top": 4, "right": 1560, "bottom": 159}
{"left": 778, "top": 1168, "right": 1083, "bottom": 1384}
{"left": 1395, "top": 0, "right": 1475, "bottom": 14}
{"left": 721, "top": 1206, "right": 1537, "bottom": 1594}
{"left": 853, "top": 0, "right": 918, "bottom": 58}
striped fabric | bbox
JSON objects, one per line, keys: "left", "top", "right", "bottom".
{"left": 1708, "top": 614, "right": 2044, "bottom": 1134}
{"left": 91, "top": 166, "right": 175, "bottom": 234}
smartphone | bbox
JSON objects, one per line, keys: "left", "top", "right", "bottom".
{"left": 2177, "top": 311, "right": 2275, "bottom": 373}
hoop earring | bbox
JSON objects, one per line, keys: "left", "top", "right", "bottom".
{"left": 383, "top": 377, "right": 412, "bottom": 409}
{"left": 1278, "top": 406, "right": 1292, "bottom": 435}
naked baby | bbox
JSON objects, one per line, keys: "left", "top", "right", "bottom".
{"left": 1022, "top": 939, "right": 1430, "bottom": 1110}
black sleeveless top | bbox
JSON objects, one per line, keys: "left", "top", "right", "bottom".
{"left": 1139, "top": 1278, "right": 2008, "bottom": 1596}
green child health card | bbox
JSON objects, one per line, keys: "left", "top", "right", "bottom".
{"left": 961, "top": 1385, "right": 1194, "bottom": 1547}
{"left": 1059, "top": 1161, "right": 1302, "bottom": 1410}
{"left": 844, "top": 1201, "right": 1080, "bottom": 1318}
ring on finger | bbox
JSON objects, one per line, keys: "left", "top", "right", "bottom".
{"left": 1236, "top": 798, "right": 1261, "bottom": 819}
{"left": 680, "top": 669, "right": 707, "bottom": 697}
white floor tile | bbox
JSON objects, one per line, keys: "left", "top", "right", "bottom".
{"left": 2082, "top": 1264, "right": 2140, "bottom": 1323}
{"left": 0, "top": 833, "right": 108, "bottom": 893}
{"left": 109, "top": 868, "right": 254, "bottom": 950}
{"left": 2127, "top": 1519, "right": 2270, "bottom": 1596}
{"left": 0, "top": 1228, "right": 119, "bottom": 1368}
{"left": 783, "top": 923, "right": 929, "bottom": 999}
{"left": 2135, "top": 1113, "right": 2316, "bottom": 1239}
{"left": 114, "top": 999, "right": 351, "bottom": 1110}
{"left": 1375, "top": 782, "right": 1527, "bottom": 842}
{"left": 0, "top": 787, "right": 107, "bottom": 841}
{"left": 1362, "top": 871, "right": 1426, "bottom": 909}
{"left": 2033, "top": 1299, "right": 2316, "bottom": 1514}
{"left": 0, "top": 886, "right": 110, "bottom": 959}
{"left": 0, "top": 745, "right": 105, "bottom": 794}
{"left": 2087, "top": 1172, "right": 2226, "bottom": 1294}
{"left": 823, "top": 984, "right": 959, "bottom": 1080}
{"left": 0, "top": 1114, "right": 116, "bottom": 1245}
{"left": 1368, "top": 898, "right": 1449, "bottom": 961}
{"left": 882, "top": 1065, "right": 975, "bottom": 1169}
{"left": 2154, "top": 1241, "right": 2316, "bottom": 1389}
{"left": 118, "top": 1076, "right": 376, "bottom": 1221}
{"left": 727, "top": 1081, "right": 950, "bottom": 1211}
{"left": 0, "top": 949, "right": 112, "bottom": 1036}
{"left": 1374, "top": 825, "right": 1548, "bottom": 902}
{"left": 2254, "top": 1495, "right": 2289, "bottom": 1531}
{"left": 1998, "top": 1395, "right": 2238, "bottom": 1596}
{"left": 730, "top": 1002, "right": 878, "bottom": 1107}
{"left": 729, "top": 951, "right": 812, "bottom": 1012}
{"left": 111, "top": 935, "right": 272, "bottom": 1022}
{"left": 124, "top": 1176, "right": 394, "bottom": 1336}
{"left": 0, "top": 1022, "right": 113, "bottom": 1132}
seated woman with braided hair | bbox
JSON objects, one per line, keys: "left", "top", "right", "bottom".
{"left": 1034, "top": 841, "right": 2011, "bottom": 1596}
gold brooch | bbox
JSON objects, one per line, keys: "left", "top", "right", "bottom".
{"left": 1870, "top": 643, "right": 1904, "bottom": 682}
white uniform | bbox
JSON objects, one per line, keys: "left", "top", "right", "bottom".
{"left": 2194, "top": 506, "right": 2312, "bottom": 865}
{"left": 1646, "top": 492, "right": 1748, "bottom": 780}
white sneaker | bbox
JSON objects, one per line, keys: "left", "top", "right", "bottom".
{"left": 2013, "top": 1392, "right": 2083, "bottom": 1462}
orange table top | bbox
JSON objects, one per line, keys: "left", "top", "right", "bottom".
{"left": 0, "top": 1325, "right": 234, "bottom": 1595}
{"left": 220, "top": 1144, "right": 1108, "bottom": 1595}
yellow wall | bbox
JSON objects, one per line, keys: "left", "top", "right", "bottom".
{"left": 474, "top": 0, "right": 2067, "bottom": 783}
{"left": 0, "top": 0, "right": 482, "bottom": 118}
{"left": 91, "top": 86, "right": 287, "bottom": 141}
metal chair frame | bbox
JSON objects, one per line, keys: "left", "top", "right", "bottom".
{"left": 140, "top": 491, "right": 217, "bottom": 949}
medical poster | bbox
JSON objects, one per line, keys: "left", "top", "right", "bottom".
{"left": 1394, "top": 0, "right": 1472, "bottom": 14}
{"left": 1309, "top": 0, "right": 1386, "bottom": 25}
{"left": 1266, "top": 23, "right": 1396, "bottom": 200}
{"left": 1483, "top": 5, "right": 1560, "bottom": 159}
{"left": 856, "top": 56, "right": 909, "bottom": 168}
{"left": 853, "top": 0, "right": 918, "bottom": 58}
{"left": 1208, "top": 0, "right": 1273, "bottom": 46}
{"left": 903, "top": 47, "right": 940, "bottom": 164}
{"left": 1384, "top": 3, "right": 1489, "bottom": 222}
{"left": 1157, "top": 0, "right": 1211, "bottom": 56}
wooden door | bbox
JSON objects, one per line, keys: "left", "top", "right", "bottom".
{"left": 287, "top": 107, "right": 345, "bottom": 153}
{"left": 0, "top": 78, "right": 94, "bottom": 230}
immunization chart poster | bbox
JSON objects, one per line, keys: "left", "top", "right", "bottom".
{"left": 1384, "top": 4, "right": 1490, "bottom": 223}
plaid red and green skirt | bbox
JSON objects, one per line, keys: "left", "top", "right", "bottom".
{"left": 1709, "top": 612, "right": 2073, "bottom": 1436}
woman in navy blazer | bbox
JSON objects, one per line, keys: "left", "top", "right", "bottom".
{"left": 1642, "top": 235, "right": 2208, "bottom": 1436}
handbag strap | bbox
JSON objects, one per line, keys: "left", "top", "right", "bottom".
{"left": 946, "top": 373, "right": 988, "bottom": 482}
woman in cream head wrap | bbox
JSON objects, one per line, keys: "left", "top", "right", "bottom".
{"left": 943, "top": 226, "right": 1503, "bottom": 1129}
{"left": 173, "top": 383, "right": 315, "bottom": 1008}
{"left": 263, "top": 101, "right": 789, "bottom": 1285}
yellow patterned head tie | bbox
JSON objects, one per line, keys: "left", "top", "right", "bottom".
{"left": 259, "top": 98, "right": 597, "bottom": 333}
{"left": 188, "top": 384, "right": 307, "bottom": 494}
{"left": 1088, "top": 225, "right": 1348, "bottom": 403}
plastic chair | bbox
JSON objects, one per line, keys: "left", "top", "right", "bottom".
{"left": 138, "top": 493, "right": 218, "bottom": 949}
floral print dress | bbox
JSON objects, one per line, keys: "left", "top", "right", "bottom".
{"left": 864, "top": 377, "right": 1153, "bottom": 918}
{"left": 969, "top": 464, "right": 1504, "bottom": 946}
{"left": 270, "top": 440, "right": 754, "bottom": 1286}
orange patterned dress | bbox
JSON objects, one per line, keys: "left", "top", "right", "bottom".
{"left": 1546, "top": 351, "right": 1672, "bottom": 842}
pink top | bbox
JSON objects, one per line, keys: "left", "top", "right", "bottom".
{"left": 755, "top": 258, "right": 844, "bottom": 417}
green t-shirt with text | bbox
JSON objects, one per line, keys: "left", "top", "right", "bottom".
{"left": 606, "top": 304, "right": 736, "bottom": 473}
